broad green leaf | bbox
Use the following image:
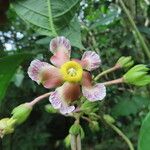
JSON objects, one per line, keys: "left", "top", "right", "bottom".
{"left": 0, "top": 53, "right": 32, "bottom": 102}
{"left": 138, "top": 112, "right": 150, "bottom": 150}
{"left": 12, "top": 0, "right": 84, "bottom": 49}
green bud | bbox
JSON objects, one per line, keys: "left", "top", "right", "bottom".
{"left": 116, "top": 56, "right": 134, "bottom": 68}
{"left": 69, "top": 124, "right": 85, "bottom": 139}
{"left": 123, "top": 64, "right": 150, "bottom": 86}
{"left": 89, "top": 121, "right": 100, "bottom": 132}
{"left": 80, "top": 100, "right": 98, "bottom": 114}
{"left": 103, "top": 114, "right": 115, "bottom": 124}
{"left": 0, "top": 118, "right": 16, "bottom": 138}
{"left": 45, "top": 104, "right": 57, "bottom": 113}
{"left": 11, "top": 103, "right": 32, "bottom": 125}
{"left": 64, "top": 134, "right": 71, "bottom": 148}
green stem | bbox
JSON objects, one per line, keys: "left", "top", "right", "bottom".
{"left": 94, "top": 65, "right": 120, "bottom": 81}
{"left": 118, "top": 0, "right": 150, "bottom": 58}
{"left": 107, "top": 122, "right": 135, "bottom": 150}
{"left": 92, "top": 114, "right": 134, "bottom": 150}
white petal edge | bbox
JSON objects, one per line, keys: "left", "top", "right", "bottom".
{"left": 27, "top": 59, "right": 50, "bottom": 84}
{"left": 81, "top": 51, "right": 101, "bottom": 71}
{"left": 49, "top": 36, "right": 71, "bottom": 55}
{"left": 82, "top": 83, "right": 106, "bottom": 101}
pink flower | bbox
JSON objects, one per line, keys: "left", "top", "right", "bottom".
{"left": 28, "top": 36, "right": 106, "bottom": 114}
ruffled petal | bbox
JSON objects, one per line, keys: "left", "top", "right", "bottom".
{"left": 81, "top": 51, "right": 101, "bottom": 71}
{"left": 50, "top": 36, "right": 71, "bottom": 55}
{"left": 50, "top": 50, "right": 70, "bottom": 67}
{"left": 81, "top": 71, "right": 92, "bottom": 87}
{"left": 49, "top": 88, "right": 75, "bottom": 114}
{"left": 82, "top": 83, "right": 106, "bottom": 101}
{"left": 49, "top": 91, "right": 61, "bottom": 109}
{"left": 60, "top": 105, "right": 75, "bottom": 114}
{"left": 27, "top": 59, "right": 50, "bottom": 84}
{"left": 60, "top": 82, "right": 81, "bottom": 103}
{"left": 27, "top": 59, "right": 63, "bottom": 88}
{"left": 41, "top": 65, "right": 63, "bottom": 89}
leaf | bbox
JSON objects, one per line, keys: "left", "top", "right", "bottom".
{"left": 90, "top": 4, "right": 121, "bottom": 29}
{"left": 0, "top": 53, "right": 32, "bottom": 102}
{"left": 12, "top": 0, "right": 84, "bottom": 49}
{"left": 138, "top": 112, "right": 150, "bottom": 150}
{"left": 111, "top": 95, "right": 150, "bottom": 117}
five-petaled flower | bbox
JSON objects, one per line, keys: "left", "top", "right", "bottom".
{"left": 28, "top": 36, "right": 106, "bottom": 114}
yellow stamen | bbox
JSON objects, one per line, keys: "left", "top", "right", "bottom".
{"left": 60, "top": 61, "right": 83, "bottom": 82}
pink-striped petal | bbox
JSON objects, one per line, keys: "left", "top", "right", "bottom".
{"left": 60, "top": 82, "right": 81, "bottom": 103}
{"left": 50, "top": 36, "right": 71, "bottom": 55}
{"left": 27, "top": 59, "right": 50, "bottom": 84}
{"left": 60, "top": 105, "right": 75, "bottom": 114}
{"left": 50, "top": 50, "right": 70, "bottom": 67}
{"left": 82, "top": 83, "right": 106, "bottom": 101}
{"left": 41, "top": 65, "right": 63, "bottom": 89}
{"left": 49, "top": 88, "right": 75, "bottom": 114}
{"left": 49, "top": 91, "right": 61, "bottom": 109}
{"left": 81, "top": 51, "right": 101, "bottom": 71}
{"left": 81, "top": 71, "right": 92, "bottom": 87}
{"left": 28, "top": 59, "right": 63, "bottom": 88}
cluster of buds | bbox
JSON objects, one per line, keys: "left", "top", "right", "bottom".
{"left": 0, "top": 103, "right": 32, "bottom": 138}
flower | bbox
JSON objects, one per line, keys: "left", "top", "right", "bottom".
{"left": 28, "top": 36, "right": 106, "bottom": 114}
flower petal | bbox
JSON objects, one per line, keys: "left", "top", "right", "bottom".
{"left": 50, "top": 36, "right": 71, "bottom": 55}
{"left": 59, "top": 105, "right": 75, "bottom": 114}
{"left": 81, "top": 51, "right": 101, "bottom": 71}
{"left": 49, "top": 91, "right": 61, "bottom": 109}
{"left": 41, "top": 65, "right": 63, "bottom": 89}
{"left": 49, "top": 88, "right": 75, "bottom": 114}
{"left": 81, "top": 71, "right": 92, "bottom": 87}
{"left": 61, "top": 82, "right": 81, "bottom": 103}
{"left": 82, "top": 83, "right": 106, "bottom": 101}
{"left": 27, "top": 59, "right": 50, "bottom": 84}
{"left": 27, "top": 59, "right": 63, "bottom": 88}
{"left": 50, "top": 50, "right": 70, "bottom": 67}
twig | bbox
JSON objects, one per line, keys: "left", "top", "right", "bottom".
{"left": 28, "top": 92, "right": 51, "bottom": 107}
{"left": 94, "top": 65, "right": 121, "bottom": 81}
{"left": 102, "top": 77, "right": 124, "bottom": 86}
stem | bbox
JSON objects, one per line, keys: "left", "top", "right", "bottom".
{"left": 71, "top": 135, "right": 77, "bottom": 150}
{"left": 102, "top": 77, "right": 124, "bottom": 86}
{"left": 92, "top": 114, "right": 134, "bottom": 150}
{"left": 28, "top": 92, "right": 51, "bottom": 107}
{"left": 118, "top": 0, "right": 150, "bottom": 58}
{"left": 106, "top": 122, "right": 134, "bottom": 150}
{"left": 94, "top": 65, "right": 120, "bottom": 81}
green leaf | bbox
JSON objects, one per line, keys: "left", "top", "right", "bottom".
{"left": 0, "top": 53, "right": 32, "bottom": 102}
{"left": 12, "top": 0, "right": 84, "bottom": 49}
{"left": 138, "top": 112, "right": 150, "bottom": 150}
{"left": 112, "top": 95, "right": 150, "bottom": 117}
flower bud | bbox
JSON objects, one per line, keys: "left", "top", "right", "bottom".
{"left": 123, "top": 64, "right": 150, "bottom": 86}
{"left": 11, "top": 103, "right": 32, "bottom": 125}
{"left": 69, "top": 124, "right": 85, "bottom": 139}
{"left": 103, "top": 114, "right": 115, "bottom": 124}
{"left": 0, "top": 118, "right": 16, "bottom": 138}
{"left": 89, "top": 121, "right": 100, "bottom": 132}
{"left": 80, "top": 100, "right": 98, "bottom": 114}
{"left": 45, "top": 104, "right": 57, "bottom": 113}
{"left": 116, "top": 56, "right": 134, "bottom": 68}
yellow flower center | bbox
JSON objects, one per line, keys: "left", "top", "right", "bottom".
{"left": 60, "top": 61, "right": 83, "bottom": 82}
